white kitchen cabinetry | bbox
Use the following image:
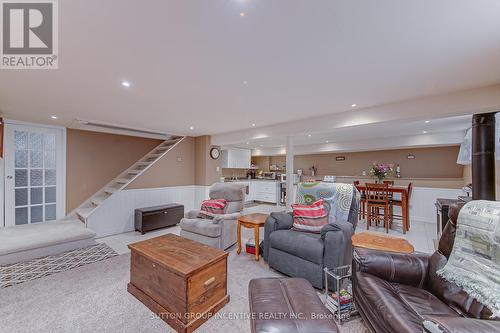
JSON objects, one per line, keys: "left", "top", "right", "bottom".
{"left": 253, "top": 181, "right": 278, "bottom": 204}
{"left": 221, "top": 148, "right": 251, "bottom": 169}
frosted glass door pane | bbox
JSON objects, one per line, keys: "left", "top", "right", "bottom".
{"left": 30, "top": 151, "right": 43, "bottom": 168}
{"left": 14, "top": 131, "right": 28, "bottom": 149}
{"left": 31, "top": 206, "right": 43, "bottom": 223}
{"left": 15, "top": 188, "right": 28, "bottom": 206}
{"left": 30, "top": 169, "right": 43, "bottom": 186}
{"left": 31, "top": 188, "right": 43, "bottom": 205}
{"left": 15, "top": 169, "right": 28, "bottom": 187}
{"left": 45, "top": 204, "right": 56, "bottom": 221}
{"left": 15, "top": 207, "right": 28, "bottom": 225}
{"left": 30, "top": 133, "right": 43, "bottom": 150}
{"left": 15, "top": 150, "right": 28, "bottom": 167}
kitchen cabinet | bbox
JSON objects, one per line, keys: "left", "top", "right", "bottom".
{"left": 252, "top": 181, "right": 278, "bottom": 204}
{"left": 221, "top": 148, "right": 251, "bottom": 169}
{"left": 226, "top": 180, "right": 278, "bottom": 204}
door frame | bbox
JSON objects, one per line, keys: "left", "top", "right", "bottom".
{"left": 3, "top": 119, "right": 66, "bottom": 227}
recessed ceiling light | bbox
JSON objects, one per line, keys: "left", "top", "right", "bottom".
{"left": 240, "top": 12, "right": 245, "bottom": 17}
{"left": 251, "top": 123, "right": 256, "bottom": 127}
{"left": 121, "top": 80, "right": 131, "bottom": 87}
{"left": 243, "top": 80, "right": 248, "bottom": 85}
{"left": 422, "top": 130, "right": 428, "bottom": 134}
{"left": 50, "top": 115, "right": 58, "bottom": 120}
{"left": 325, "top": 140, "right": 329, "bottom": 143}
{"left": 425, "top": 120, "right": 430, "bottom": 124}
{"left": 351, "top": 104, "right": 357, "bottom": 107}
{"left": 189, "top": 126, "right": 194, "bottom": 130}
{"left": 246, "top": 142, "right": 250, "bottom": 145}
{"left": 308, "top": 134, "right": 312, "bottom": 137}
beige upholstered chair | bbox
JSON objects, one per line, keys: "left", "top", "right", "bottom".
{"left": 179, "top": 182, "right": 246, "bottom": 249}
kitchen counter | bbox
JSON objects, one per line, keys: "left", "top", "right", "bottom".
{"left": 301, "top": 175, "right": 465, "bottom": 189}
{"left": 223, "top": 178, "right": 280, "bottom": 182}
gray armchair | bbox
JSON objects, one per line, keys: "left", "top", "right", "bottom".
{"left": 263, "top": 182, "right": 360, "bottom": 289}
{"left": 180, "top": 182, "right": 246, "bottom": 250}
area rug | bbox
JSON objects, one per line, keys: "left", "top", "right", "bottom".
{"left": 0, "top": 243, "right": 117, "bottom": 289}
{"left": 0, "top": 249, "right": 369, "bottom": 333}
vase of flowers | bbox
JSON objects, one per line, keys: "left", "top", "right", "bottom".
{"left": 370, "top": 163, "right": 393, "bottom": 183}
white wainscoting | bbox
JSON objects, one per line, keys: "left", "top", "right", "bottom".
{"left": 87, "top": 186, "right": 206, "bottom": 238}
{"left": 404, "top": 187, "right": 464, "bottom": 223}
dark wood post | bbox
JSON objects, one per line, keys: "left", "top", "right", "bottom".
{"left": 472, "top": 112, "right": 497, "bottom": 200}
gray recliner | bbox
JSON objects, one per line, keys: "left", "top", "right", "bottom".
{"left": 179, "top": 182, "right": 246, "bottom": 250}
{"left": 263, "top": 182, "right": 360, "bottom": 289}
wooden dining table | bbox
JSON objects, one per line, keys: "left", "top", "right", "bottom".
{"left": 355, "top": 184, "right": 410, "bottom": 234}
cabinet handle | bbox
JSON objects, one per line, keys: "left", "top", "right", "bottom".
{"left": 204, "top": 277, "right": 215, "bottom": 287}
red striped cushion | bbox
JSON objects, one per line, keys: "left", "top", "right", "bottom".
{"left": 292, "top": 199, "right": 328, "bottom": 233}
{"left": 198, "top": 199, "right": 227, "bottom": 219}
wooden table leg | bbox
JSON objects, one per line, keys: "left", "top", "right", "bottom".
{"left": 254, "top": 226, "right": 260, "bottom": 261}
{"left": 237, "top": 221, "right": 242, "bottom": 254}
{"left": 402, "top": 192, "right": 408, "bottom": 234}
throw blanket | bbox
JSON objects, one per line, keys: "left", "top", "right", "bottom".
{"left": 295, "top": 182, "right": 354, "bottom": 224}
{"left": 437, "top": 200, "right": 500, "bottom": 318}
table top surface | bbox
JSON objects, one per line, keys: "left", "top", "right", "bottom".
{"left": 128, "top": 234, "right": 228, "bottom": 276}
{"left": 351, "top": 231, "right": 414, "bottom": 253}
{"left": 238, "top": 213, "right": 269, "bottom": 225}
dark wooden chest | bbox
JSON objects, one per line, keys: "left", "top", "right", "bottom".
{"left": 134, "top": 203, "right": 184, "bottom": 234}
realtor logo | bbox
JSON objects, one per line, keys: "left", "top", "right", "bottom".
{"left": 1, "top": 0, "right": 58, "bottom": 69}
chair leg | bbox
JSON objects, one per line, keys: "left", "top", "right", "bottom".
{"left": 384, "top": 206, "right": 389, "bottom": 233}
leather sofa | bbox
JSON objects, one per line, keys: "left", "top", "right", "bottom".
{"left": 248, "top": 278, "right": 339, "bottom": 333}
{"left": 353, "top": 203, "right": 500, "bottom": 333}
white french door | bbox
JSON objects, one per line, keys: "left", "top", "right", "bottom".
{"left": 4, "top": 122, "right": 65, "bottom": 227}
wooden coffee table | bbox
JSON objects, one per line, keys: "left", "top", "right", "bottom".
{"left": 127, "top": 234, "right": 229, "bottom": 333}
{"left": 237, "top": 213, "right": 269, "bottom": 261}
{"left": 351, "top": 231, "right": 414, "bottom": 253}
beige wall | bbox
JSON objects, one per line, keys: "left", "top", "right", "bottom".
{"left": 252, "top": 146, "right": 463, "bottom": 179}
{"left": 127, "top": 137, "right": 196, "bottom": 189}
{"left": 66, "top": 129, "right": 162, "bottom": 213}
{"left": 194, "top": 135, "right": 222, "bottom": 185}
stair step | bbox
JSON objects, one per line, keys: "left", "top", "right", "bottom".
{"left": 91, "top": 195, "right": 108, "bottom": 206}
{"left": 147, "top": 153, "right": 163, "bottom": 159}
{"left": 104, "top": 187, "right": 119, "bottom": 194}
{"left": 115, "top": 178, "right": 130, "bottom": 184}
{"left": 127, "top": 169, "right": 141, "bottom": 175}
{"left": 76, "top": 207, "right": 94, "bottom": 221}
{"left": 136, "top": 161, "right": 150, "bottom": 167}
{"left": 162, "top": 139, "right": 180, "bottom": 146}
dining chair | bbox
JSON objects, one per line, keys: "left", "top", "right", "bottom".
{"left": 383, "top": 180, "right": 395, "bottom": 186}
{"left": 390, "top": 182, "right": 413, "bottom": 230}
{"left": 365, "top": 183, "right": 392, "bottom": 233}
{"left": 354, "top": 181, "right": 366, "bottom": 219}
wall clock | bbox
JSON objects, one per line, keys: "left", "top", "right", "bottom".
{"left": 210, "top": 147, "right": 220, "bottom": 160}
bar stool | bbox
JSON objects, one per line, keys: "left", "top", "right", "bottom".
{"left": 366, "top": 183, "right": 392, "bottom": 233}
{"left": 390, "top": 182, "right": 413, "bottom": 230}
{"left": 354, "top": 181, "right": 366, "bottom": 219}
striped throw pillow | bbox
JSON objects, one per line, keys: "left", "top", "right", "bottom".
{"left": 198, "top": 199, "right": 227, "bottom": 219}
{"left": 292, "top": 199, "right": 328, "bottom": 233}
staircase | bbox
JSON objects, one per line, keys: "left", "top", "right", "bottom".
{"left": 66, "top": 136, "right": 185, "bottom": 225}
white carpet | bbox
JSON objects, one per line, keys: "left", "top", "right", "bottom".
{"left": 0, "top": 247, "right": 369, "bottom": 333}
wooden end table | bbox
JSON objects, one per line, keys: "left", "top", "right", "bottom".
{"left": 351, "top": 231, "right": 414, "bottom": 253}
{"left": 236, "top": 213, "right": 269, "bottom": 261}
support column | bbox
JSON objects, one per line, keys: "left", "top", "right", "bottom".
{"left": 286, "top": 136, "right": 294, "bottom": 209}
{"left": 472, "top": 112, "right": 497, "bottom": 200}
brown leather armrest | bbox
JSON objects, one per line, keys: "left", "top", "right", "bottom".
{"left": 423, "top": 315, "right": 500, "bottom": 333}
{"left": 354, "top": 247, "right": 430, "bottom": 288}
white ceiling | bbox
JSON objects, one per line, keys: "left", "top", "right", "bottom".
{"left": 1, "top": 0, "right": 500, "bottom": 138}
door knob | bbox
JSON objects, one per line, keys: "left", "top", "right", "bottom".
{"left": 6, "top": 175, "right": 12, "bottom": 179}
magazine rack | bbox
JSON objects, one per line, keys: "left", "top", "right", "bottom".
{"left": 323, "top": 265, "right": 358, "bottom": 324}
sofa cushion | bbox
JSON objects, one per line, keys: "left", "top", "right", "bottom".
{"left": 269, "top": 229, "right": 324, "bottom": 264}
{"left": 179, "top": 218, "right": 222, "bottom": 238}
{"left": 248, "top": 278, "right": 339, "bottom": 333}
{"left": 428, "top": 252, "right": 494, "bottom": 319}
{"left": 354, "top": 271, "right": 459, "bottom": 333}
